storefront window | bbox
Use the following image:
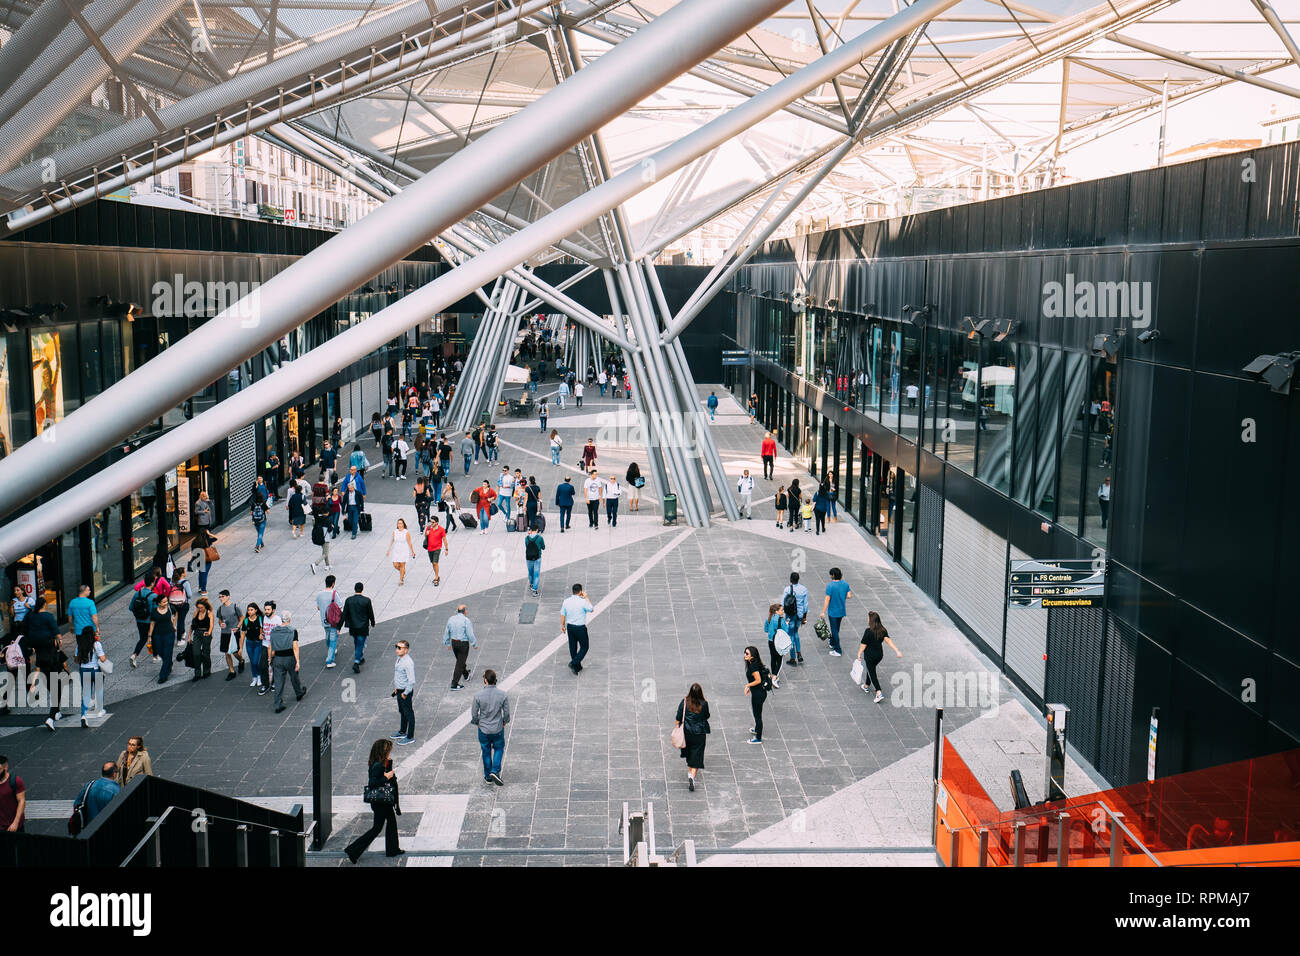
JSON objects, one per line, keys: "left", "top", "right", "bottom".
{"left": 901, "top": 324, "right": 922, "bottom": 444}
{"left": 91, "top": 505, "right": 124, "bottom": 596}
{"left": 949, "top": 335, "right": 981, "bottom": 474}
{"left": 129, "top": 480, "right": 161, "bottom": 577}
{"left": 1058, "top": 353, "right": 1089, "bottom": 535}
{"left": 900, "top": 470, "right": 918, "bottom": 573}
{"left": 975, "top": 338, "right": 1016, "bottom": 495}
{"left": 59, "top": 527, "right": 83, "bottom": 614}
{"left": 1083, "top": 357, "right": 1117, "bottom": 546}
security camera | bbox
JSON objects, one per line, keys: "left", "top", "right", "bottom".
{"left": 1137, "top": 329, "right": 1160, "bottom": 344}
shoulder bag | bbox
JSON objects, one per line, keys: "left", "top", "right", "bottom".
{"left": 670, "top": 699, "right": 687, "bottom": 750}
{"left": 363, "top": 780, "right": 397, "bottom": 806}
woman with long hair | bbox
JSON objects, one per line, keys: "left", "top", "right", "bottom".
{"left": 188, "top": 597, "right": 214, "bottom": 681}
{"left": 241, "top": 604, "right": 264, "bottom": 690}
{"left": 116, "top": 736, "right": 152, "bottom": 785}
{"left": 170, "top": 568, "right": 192, "bottom": 640}
{"left": 386, "top": 517, "right": 416, "bottom": 586}
{"left": 674, "top": 682, "right": 711, "bottom": 791}
{"left": 346, "top": 738, "right": 403, "bottom": 863}
{"left": 857, "top": 610, "right": 903, "bottom": 703}
{"left": 442, "top": 481, "right": 460, "bottom": 533}
{"left": 625, "top": 462, "right": 643, "bottom": 513}
{"left": 775, "top": 485, "right": 787, "bottom": 529}
{"left": 412, "top": 475, "right": 432, "bottom": 531}
{"left": 762, "top": 602, "right": 789, "bottom": 689}
{"left": 743, "top": 646, "right": 769, "bottom": 744}
{"left": 550, "top": 429, "right": 563, "bottom": 466}
{"left": 75, "top": 627, "right": 107, "bottom": 727}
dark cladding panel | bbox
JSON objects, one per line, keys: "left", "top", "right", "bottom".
{"left": 1066, "top": 178, "right": 1096, "bottom": 247}
{"left": 1041, "top": 185, "right": 1069, "bottom": 249}
{"left": 1246, "top": 142, "right": 1300, "bottom": 238}
{"left": 1127, "top": 167, "right": 1164, "bottom": 243}
{"left": 1196, "top": 246, "right": 1300, "bottom": 378}
{"left": 1200, "top": 153, "right": 1249, "bottom": 241}
{"left": 1161, "top": 161, "right": 1204, "bottom": 243}
{"left": 1093, "top": 173, "right": 1130, "bottom": 246}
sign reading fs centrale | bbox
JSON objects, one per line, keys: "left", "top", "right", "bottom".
{"left": 1008, "top": 558, "right": 1105, "bottom": 609}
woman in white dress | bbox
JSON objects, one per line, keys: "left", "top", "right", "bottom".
{"left": 386, "top": 518, "right": 416, "bottom": 586}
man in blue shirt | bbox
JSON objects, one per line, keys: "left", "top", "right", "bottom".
{"left": 555, "top": 476, "right": 576, "bottom": 533}
{"left": 443, "top": 604, "right": 477, "bottom": 690}
{"left": 73, "top": 762, "right": 121, "bottom": 825}
{"left": 341, "top": 466, "right": 366, "bottom": 539}
{"left": 560, "top": 584, "right": 595, "bottom": 674}
{"left": 819, "top": 567, "right": 853, "bottom": 657}
{"left": 781, "top": 572, "right": 810, "bottom": 665}
{"left": 707, "top": 391, "right": 719, "bottom": 421}
{"left": 67, "top": 585, "right": 99, "bottom": 639}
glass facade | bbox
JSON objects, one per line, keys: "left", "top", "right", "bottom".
{"left": 735, "top": 296, "right": 1119, "bottom": 555}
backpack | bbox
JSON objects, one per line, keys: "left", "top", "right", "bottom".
{"left": 251, "top": 502, "right": 265, "bottom": 523}
{"left": 326, "top": 592, "right": 343, "bottom": 628}
{"left": 4, "top": 638, "right": 25, "bottom": 669}
{"left": 782, "top": 587, "right": 799, "bottom": 620}
{"left": 129, "top": 588, "right": 151, "bottom": 622}
{"left": 525, "top": 534, "right": 542, "bottom": 561}
{"left": 69, "top": 782, "right": 91, "bottom": 836}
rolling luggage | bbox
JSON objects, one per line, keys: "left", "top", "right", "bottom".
{"left": 343, "top": 515, "right": 353, "bottom": 532}
{"left": 358, "top": 511, "right": 373, "bottom": 533}
{"left": 459, "top": 510, "right": 477, "bottom": 529}
{"left": 532, "top": 513, "right": 546, "bottom": 533}
{"left": 514, "top": 513, "right": 528, "bottom": 533}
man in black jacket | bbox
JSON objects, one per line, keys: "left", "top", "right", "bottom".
{"left": 343, "top": 582, "right": 375, "bottom": 674}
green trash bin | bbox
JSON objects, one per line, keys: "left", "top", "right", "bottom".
{"left": 481, "top": 410, "right": 491, "bottom": 426}
{"left": 662, "top": 493, "right": 677, "bottom": 525}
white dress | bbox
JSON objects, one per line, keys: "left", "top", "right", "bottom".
{"left": 389, "top": 529, "right": 414, "bottom": 563}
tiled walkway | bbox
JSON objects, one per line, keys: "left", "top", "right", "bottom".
{"left": 8, "top": 385, "right": 1106, "bottom": 865}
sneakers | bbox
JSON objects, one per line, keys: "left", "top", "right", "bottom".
{"left": 770, "top": 675, "right": 780, "bottom": 689}
{"left": 129, "top": 655, "right": 138, "bottom": 669}
{"left": 310, "top": 563, "right": 317, "bottom": 575}
{"left": 397, "top": 736, "right": 415, "bottom": 746}
{"left": 274, "top": 705, "right": 286, "bottom": 714}
{"left": 95, "top": 709, "right": 107, "bottom": 718}
{"left": 226, "top": 672, "right": 237, "bottom": 681}
{"left": 747, "top": 737, "right": 762, "bottom": 744}
{"left": 488, "top": 772, "right": 503, "bottom": 786}
{"left": 250, "top": 678, "right": 259, "bottom": 687}
{"left": 829, "top": 650, "right": 842, "bottom": 657}
{"left": 389, "top": 732, "right": 405, "bottom": 739}
{"left": 874, "top": 690, "right": 884, "bottom": 703}
{"left": 352, "top": 663, "right": 360, "bottom": 674}
{"left": 326, "top": 661, "right": 336, "bottom": 669}
{"left": 688, "top": 777, "right": 695, "bottom": 792}
{"left": 258, "top": 686, "right": 268, "bottom": 696}
{"left": 44, "top": 717, "right": 55, "bottom": 731}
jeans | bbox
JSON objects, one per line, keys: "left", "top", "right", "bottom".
{"left": 576, "top": 395, "right": 582, "bottom": 407}
{"left": 272, "top": 656, "right": 303, "bottom": 708}
{"left": 133, "top": 620, "right": 152, "bottom": 657}
{"left": 558, "top": 505, "right": 572, "bottom": 529}
{"left": 397, "top": 690, "right": 415, "bottom": 739}
{"left": 606, "top": 499, "right": 619, "bottom": 526}
{"left": 500, "top": 495, "right": 512, "bottom": 520}
{"left": 828, "top": 616, "right": 844, "bottom": 653}
{"left": 80, "top": 666, "right": 100, "bottom": 717}
{"left": 330, "top": 511, "right": 341, "bottom": 535}
{"left": 475, "top": 442, "right": 483, "bottom": 462}
{"left": 478, "top": 509, "right": 490, "bottom": 531}
{"left": 247, "top": 641, "right": 262, "bottom": 680}
{"left": 323, "top": 626, "right": 338, "bottom": 665}
{"left": 432, "top": 478, "right": 444, "bottom": 504}
{"left": 566, "top": 623, "right": 589, "bottom": 668}
{"left": 539, "top": 417, "right": 547, "bottom": 432}
{"left": 558, "top": 395, "right": 566, "bottom": 409}
{"left": 708, "top": 406, "right": 715, "bottom": 420}
{"left": 348, "top": 504, "right": 360, "bottom": 538}
{"left": 750, "top": 688, "right": 766, "bottom": 739}
{"left": 198, "top": 567, "right": 209, "bottom": 591}
{"left": 599, "top": 383, "right": 606, "bottom": 396}
{"left": 787, "top": 621, "right": 802, "bottom": 659}
{"left": 463, "top": 454, "right": 472, "bottom": 475}
{"left": 486, "top": 444, "right": 498, "bottom": 462}
{"left": 157, "top": 631, "right": 176, "bottom": 681}
{"left": 254, "top": 520, "right": 266, "bottom": 547}
{"left": 383, "top": 454, "right": 393, "bottom": 477}
{"left": 829, "top": 499, "right": 838, "bottom": 518}
{"left": 478, "top": 729, "right": 505, "bottom": 778}
{"left": 352, "top": 632, "right": 368, "bottom": 665}
{"left": 551, "top": 447, "right": 561, "bottom": 465}
{"left": 526, "top": 558, "right": 541, "bottom": 591}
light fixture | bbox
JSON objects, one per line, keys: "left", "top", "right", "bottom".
{"left": 1242, "top": 351, "right": 1300, "bottom": 395}
{"left": 903, "top": 304, "right": 933, "bottom": 326}
{"left": 825, "top": 297, "right": 839, "bottom": 310}
{"left": 1137, "top": 329, "right": 1161, "bottom": 344}
{"left": 961, "top": 316, "right": 991, "bottom": 339}
{"left": 990, "top": 318, "right": 1018, "bottom": 342}
{"left": 1091, "top": 330, "right": 1123, "bottom": 359}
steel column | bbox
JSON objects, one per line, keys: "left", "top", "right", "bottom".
{"left": 0, "top": 0, "right": 791, "bottom": 523}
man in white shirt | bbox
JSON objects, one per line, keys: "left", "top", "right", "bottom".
{"left": 393, "top": 437, "right": 411, "bottom": 480}
{"left": 603, "top": 474, "right": 622, "bottom": 528}
{"left": 597, "top": 370, "right": 607, "bottom": 396}
{"left": 574, "top": 380, "right": 584, "bottom": 408}
{"left": 583, "top": 470, "right": 604, "bottom": 528}
{"left": 906, "top": 383, "right": 919, "bottom": 408}
{"left": 1098, "top": 477, "right": 1111, "bottom": 529}
{"left": 560, "top": 583, "right": 595, "bottom": 674}
{"left": 736, "top": 469, "right": 755, "bottom": 519}
{"left": 497, "top": 467, "right": 516, "bottom": 523}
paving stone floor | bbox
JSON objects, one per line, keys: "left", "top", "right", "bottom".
{"left": 9, "top": 385, "right": 1106, "bottom": 865}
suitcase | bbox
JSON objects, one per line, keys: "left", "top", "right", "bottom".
{"left": 358, "top": 511, "right": 373, "bottom": 533}
{"left": 459, "top": 510, "right": 477, "bottom": 529}
{"left": 532, "top": 513, "right": 546, "bottom": 533}
{"left": 514, "top": 513, "right": 528, "bottom": 533}
{"left": 343, "top": 515, "right": 353, "bottom": 532}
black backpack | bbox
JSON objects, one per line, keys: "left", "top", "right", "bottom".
{"left": 782, "top": 587, "right": 799, "bottom": 620}
{"left": 129, "top": 588, "right": 151, "bottom": 621}
{"left": 525, "top": 534, "right": 542, "bottom": 561}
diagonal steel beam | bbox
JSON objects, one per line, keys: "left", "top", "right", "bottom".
{"left": 0, "top": 0, "right": 792, "bottom": 525}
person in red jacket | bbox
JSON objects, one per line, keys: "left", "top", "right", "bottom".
{"left": 760, "top": 433, "right": 777, "bottom": 480}
{"left": 472, "top": 480, "right": 497, "bottom": 535}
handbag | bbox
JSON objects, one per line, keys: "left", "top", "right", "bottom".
{"left": 100, "top": 658, "right": 114, "bottom": 675}
{"left": 850, "top": 658, "right": 865, "bottom": 685}
{"left": 363, "top": 781, "right": 397, "bottom": 806}
{"left": 204, "top": 545, "right": 220, "bottom": 563}
{"left": 670, "top": 699, "right": 687, "bottom": 750}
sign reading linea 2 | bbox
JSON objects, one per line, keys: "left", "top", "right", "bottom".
{"left": 1008, "top": 558, "right": 1105, "bottom": 609}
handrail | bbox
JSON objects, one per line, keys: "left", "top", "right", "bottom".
{"left": 941, "top": 800, "right": 1163, "bottom": 867}
{"left": 120, "top": 804, "right": 308, "bottom": 866}
{"left": 120, "top": 806, "right": 178, "bottom": 866}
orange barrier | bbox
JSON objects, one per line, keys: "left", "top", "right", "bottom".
{"left": 934, "top": 739, "right": 1300, "bottom": 867}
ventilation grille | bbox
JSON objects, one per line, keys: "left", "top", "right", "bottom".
{"left": 916, "top": 482, "right": 943, "bottom": 602}
{"left": 228, "top": 424, "right": 257, "bottom": 506}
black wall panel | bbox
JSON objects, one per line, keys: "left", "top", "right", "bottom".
{"left": 1127, "top": 167, "right": 1164, "bottom": 242}
{"left": 1161, "top": 161, "right": 1204, "bottom": 243}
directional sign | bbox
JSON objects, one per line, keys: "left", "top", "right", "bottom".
{"left": 1008, "top": 558, "right": 1105, "bottom": 608}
